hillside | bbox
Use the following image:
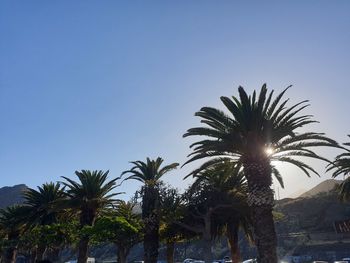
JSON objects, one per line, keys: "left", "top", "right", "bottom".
{"left": 0, "top": 184, "right": 27, "bottom": 208}
{"left": 276, "top": 191, "right": 350, "bottom": 233}
{"left": 299, "top": 179, "right": 342, "bottom": 198}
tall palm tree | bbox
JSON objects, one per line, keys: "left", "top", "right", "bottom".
{"left": 22, "top": 182, "right": 65, "bottom": 261}
{"left": 183, "top": 84, "right": 339, "bottom": 263}
{"left": 327, "top": 135, "right": 350, "bottom": 201}
{"left": 122, "top": 157, "right": 179, "bottom": 263}
{"left": 0, "top": 206, "right": 27, "bottom": 263}
{"left": 61, "top": 170, "right": 121, "bottom": 263}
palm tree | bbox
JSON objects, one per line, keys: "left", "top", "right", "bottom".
{"left": 186, "top": 162, "right": 253, "bottom": 263}
{"left": 183, "top": 84, "right": 339, "bottom": 263}
{"left": 61, "top": 170, "right": 121, "bottom": 263}
{"left": 22, "top": 182, "right": 65, "bottom": 261}
{"left": 327, "top": 135, "right": 350, "bottom": 201}
{"left": 122, "top": 157, "right": 179, "bottom": 263}
{"left": 0, "top": 206, "right": 27, "bottom": 263}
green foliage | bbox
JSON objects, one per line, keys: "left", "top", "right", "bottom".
{"left": 84, "top": 216, "right": 142, "bottom": 245}
{"left": 272, "top": 211, "right": 285, "bottom": 221}
{"left": 0, "top": 205, "right": 27, "bottom": 236}
{"left": 20, "top": 221, "right": 80, "bottom": 250}
{"left": 0, "top": 205, "right": 28, "bottom": 254}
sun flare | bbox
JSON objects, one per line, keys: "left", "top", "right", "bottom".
{"left": 265, "top": 147, "right": 275, "bottom": 156}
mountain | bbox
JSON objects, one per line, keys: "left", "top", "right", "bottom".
{"left": 0, "top": 184, "right": 27, "bottom": 208}
{"left": 276, "top": 190, "right": 350, "bottom": 232}
{"left": 287, "top": 188, "right": 307, "bottom": 199}
{"left": 299, "top": 179, "right": 342, "bottom": 198}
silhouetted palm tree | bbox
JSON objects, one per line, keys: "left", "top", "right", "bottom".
{"left": 187, "top": 162, "right": 254, "bottom": 263}
{"left": 122, "top": 157, "right": 179, "bottom": 263}
{"left": 22, "top": 182, "right": 65, "bottom": 261}
{"left": 61, "top": 170, "right": 121, "bottom": 263}
{"left": 0, "top": 206, "right": 27, "bottom": 263}
{"left": 183, "top": 84, "right": 338, "bottom": 263}
{"left": 327, "top": 135, "right": 350, "bottom": 201}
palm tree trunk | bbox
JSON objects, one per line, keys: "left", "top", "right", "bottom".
{"left": 202, "top": 235, "right": 213, "bottom": 263}
{"left": 244, "top": 158, "right": 277, "bottom": 263}
{"left": 30, "top": 248, "right": 37, "bottom": 263}
{"left": 202, "top": 214, "right": 213, "bottom": 263}
{"left": 36, "top": 244, "right": 46, "bottom": 261}
{"left": 116, "top": 245, "right": 129, "bottom": 263}
{"left": 226, "top": 221, "right": 241, "bottom": 263}
{"left": 2, "top": 247, "right": 17, "bottom": 263}
{"left": 46, "top": 247, "right": 61, "bottom": 262}
{"left": 143, "top": 216, "right": 159, "bottom": 263}
{"left": 166, "top": 241, "right": 175, "bottom": 263}
{"left": 251, "top": 204, "right": 277, "bottom": 263}
{"left": 77, "top": 209, "right": 96, "bottom": 263}
{"left": 77, "top": 236, "right": 89, "bottom": 263}
{"left": 142, "top": 186, "right": 160, "bottom": 263}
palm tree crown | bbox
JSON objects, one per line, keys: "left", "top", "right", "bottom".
{"left": 122, "top": 157, "right": 179, "bottom": 185}
{"left": 61, "top": 170, "right": 121, "bottom": 218}
{"left": 184, "top": 84, "right": 338, "bottom": 179}
{"left": 23, "top": 182, "right": 65, "bottom": 226}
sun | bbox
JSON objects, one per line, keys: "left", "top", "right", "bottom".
{"left": 265, "top": 146, "right": 275, "bottom": 156}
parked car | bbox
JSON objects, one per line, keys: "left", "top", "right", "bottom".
{"left": 65, "top": 258, "right": 95, "bottom": 263}
{"left": 183, "top": 259, "right": 204, "bottom": 263}
{"left": 242, "top": 260, "right": 257, "bottom": 263}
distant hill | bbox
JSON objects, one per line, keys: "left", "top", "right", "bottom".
{"left": 0, "top": 184, "right": 27, "bottom": 208}
{"left": 288, "top": 188, "right": 307, "bottom": 199}
{"left": 276, "top": 188, "right": 350, "bottom": 233}
{"left": 299, "top": 179, "right": 342, "bottom": 198}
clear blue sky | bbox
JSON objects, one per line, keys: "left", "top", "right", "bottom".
{"left": 1, "top": 1, "right": 350, "bottom": 198}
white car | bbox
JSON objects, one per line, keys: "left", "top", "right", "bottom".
{"left": 183, "top": 259, "right": 204, "bottom": 263}
{"left": 65, "top": 258, "right": 95, "bottom": 263}
{"left": 242, "top": 260, "right": 257, "bottom": 263}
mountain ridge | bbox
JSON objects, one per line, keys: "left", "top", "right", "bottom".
{"left": 299, "top": 179, "right": 342, "bottom": 198}
{"left": 0, "top": 184, "right": 27, "bottom": 209}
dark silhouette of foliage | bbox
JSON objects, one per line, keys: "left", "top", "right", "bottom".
{"left": 327, "top": 135, "right": 350, "bottom": 201}
{"left": 122, "top": 157, "right": 179, "bottom": 263}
